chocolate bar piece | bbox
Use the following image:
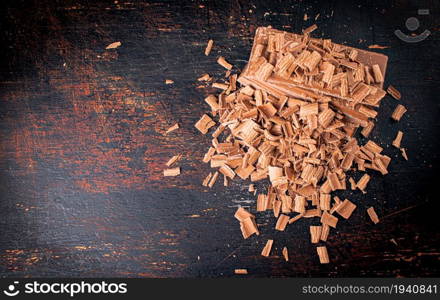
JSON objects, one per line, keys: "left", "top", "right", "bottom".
{"left": 238, "top": 27, "right": 388, "bottom": 104}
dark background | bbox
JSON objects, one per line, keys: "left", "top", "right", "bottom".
{"left": 0, "top": 0, "right": 439, "bottom": 278}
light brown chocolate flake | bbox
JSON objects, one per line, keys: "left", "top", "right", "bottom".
{"left": 288, "top": 213, "right": 304, "bottom": 224}
{"left": 256, "top": 194, "right": 268, "bottom": 211}
{"left": 335, "top": 199, "right": 357, "bottom": 219}
{"left": 310, "top": 226, "right": 322, "bottom": 243}
{"left": 327, "top": 172, "right": 342, "bottom": 191}
{"left": 261, "top": 239, "right": 273, "bottom": 257}
{"left": 391, "top": 104, "right": 407, "bottom": 121}
{"left": 166, "top": 154, "right": 182, "bottom": 167}
{"left": 234, "top": 207, "right": 255, "bottom": 222}
{"left": 300, "top": 102, "right": 319, "bottom": 117}
{"left": 208, "top": 171, "right": 219, "bottom": 188}
{"left": 240, "top": 217, "right": 259, "bottom": 239}
{"left": 212, "top": 82, "right": 229, "bottom": 90}
{"left": 258, "top": 103, "right": 277, "bottom": 117}
{"left": 304, "top": 209, "right": 321, "bottom": 218}
{"left": 202, "top": 172, "right": 213, "bottom": 186}
{"left": 368, "top": 44, "right": 389, "bottom": 49}
{"left": 205, "top": 39, "right": 214, "bottom": 56}
{"left": 400, "top": 148, "right": 408, "bottom": 160}
{"left": 387, "top": 85, "right": 401, "bottom": 100}
{"left": 319, "top": 194, "right": 331, "bottom": 211}
{"left": 293, "top": 195, "right": 306, "bottom": 214}
{"left": 318, "top": 109, "right": 335, "bottom": 128}
{"left": 198, "top": 73, "right": 212, "bottom": 81}
{"left": 165, "top": 123, "right": 179, "bottom": 135}
{"left": 361, "top": 121, "right": 374, "bottom": 138}
{"left": 349, "top": 177, "right": 357, "bottom": 190}
{"left": 322, "top": 63, "right": 335, "bottom": 85}
{"left": 195, "top": 114, "right": 216, "bottom": 134}
{"left": 392, "top": 131, "right": 403, "bottom": 148}
{"left": 217, "top": 56, "right": 232, "bottom": 70}
{"left": 303, "top": 24, "right": 318, "bottom": 34}
{"left": 356, "top": 174, "right": 370, "bottom": 192}
{"left": 372, "top": 64, "right": 384, "bottom": 83}
{"left": 255, "top": 62, "right": 274, "bottom": 81}
{"left": 105, "top": 41, "right": 121, "bottom": 49}
{"left": 202, "top": 147, "right": 216, "bottom": 163}
{"left": 349, "top": 49, "right": 358, "bottom": 61}
{"left": 364, "top": 140, "right": 383, "bottom": 154}
{"left": 205, "top": 95, "right": 220, "bottom": 111}
{"left": 275, "top": 214, "right": 290, "bottom": 231}
{"left": 272, "top": 200, "right": 282, "bottom": 218}
{"left": 367, "top": 207, "right": 380, "bottom": 224}
{"left": 268, "top": 166, "right": 283, "bottom": 183}
{"left": 317, "top": 246, "right": 330, "bottom": 264}
{"left": 163, "top": 167, "right": 181, "bottom": 177}
{"left": 358, "top": 105, "right": 378, "bottom": 119}
{"left": 304, "top": 51, "right": 322, "bottom": 71}
{"left": 282, "top": 247, "right": 289, "bottom": 262}
{"left": 320, "top": 224, "right": 330, "bottom": 241}
{"left": 340, "top": 75, "right": 348, "bottom": 97}
{"left": 321, "top": 211, "right": 338, "bottom": 228}
{"left": 219, "top": 164, "right": 236, "bottom": 180}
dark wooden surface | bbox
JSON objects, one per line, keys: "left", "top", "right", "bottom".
{"left": 0, "top": 0, "right": 439, "bottom": 278}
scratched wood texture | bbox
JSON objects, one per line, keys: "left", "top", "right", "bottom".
{"left": 0, "top": 0, "right": 439, "bottom": 278}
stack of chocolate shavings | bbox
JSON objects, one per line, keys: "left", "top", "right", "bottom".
{"left": 192, "top": 25, "right": 407, "bottom": 267}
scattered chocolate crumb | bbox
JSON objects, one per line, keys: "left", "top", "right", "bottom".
{"left": 282, "top": 247, "right": 289, "bottom": 261}
{"left": 165, "top": 123, "right": 179, "bottom": 135}
{"left": 368, "top": 44, "right": 389, "bottom": 49}
{"left": 367, "top": 207, "right": 380, "bottom": 224}
{"left": 105, "top": 41, "right": 121, "bottom": 49}
{"left": 391, "top": 104, "right": 407, "bottom": 121}
{"left": 317, "top": 246, "right": 330, "bottom": 264}
{"left": 387, "top": 85, "right": 401, "bottom": 100}
{"left": 163, "top": 167, "right": 180, "bottom": 177}
{"left": 205, "top": 39, "right": 214, "bottom": 56}
{"left": 261, "top": 239, "right": 273, "bottom": 257}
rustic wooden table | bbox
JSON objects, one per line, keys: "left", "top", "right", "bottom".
{"left": 0, "top": 0, "right": 439, "bottom": 277}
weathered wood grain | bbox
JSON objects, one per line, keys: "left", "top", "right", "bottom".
{"left": 0, "top": 0, "right": 439, "bottom": 277}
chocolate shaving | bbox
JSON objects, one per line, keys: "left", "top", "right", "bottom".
{"left": 205, "top": 39, "right": 214, "bottom": 56}
{"left": 387, "top": 85, "right": 401, "bottom": 100}
{"left": 261, "top": 239, "right": 273, "bottom": 257}
{"left": 282, "top": 247, "right": 289, "bottom": 261}
{"left": 367, "top": 207, "right": 380, "bottom": 224}
{"left": 392, "top": 131, "right": 403, "bottom": 148}
{"left": 105, "top": 41, "right": 121, "bottom": 49}
{"left": 163, "top": 167, "right": 180, "bottom": 177}
{"left": 165, "top": 123, "right": 179, "bottom": 135}
{"left": 166, "top": 154, "right": 182, "bottom": 167}
{"left": 317, "top": 246, "right": 330, "bottom": 264}
{"left": 391, "top": 104, "right": 407, "bottom": 121}
{"left": 217, "top": 56, "right": 233, "bottom": 70}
